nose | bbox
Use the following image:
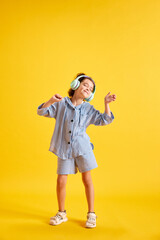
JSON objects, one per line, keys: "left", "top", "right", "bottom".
{"left": 86, "top": 86, "right": 89, "bottom": 91}
{"left": 86, "top": 88, "right": 89, "bottom": 93}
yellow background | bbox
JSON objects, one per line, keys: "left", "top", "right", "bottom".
{"left": 0, "top": 0, "right": 160, "bottom": 239}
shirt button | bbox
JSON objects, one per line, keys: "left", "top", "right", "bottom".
{"left": 68, "top": 142, "right": 70, "bottom": 144}
{"left": 71, "top": 120, "right": 73, "bottom": 122}
{"left": 69, "top": 131, "right": 71, "bottom": 133}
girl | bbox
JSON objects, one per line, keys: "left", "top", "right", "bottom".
{"left": 37, "top": 73, "right": 116, "bottom": 228}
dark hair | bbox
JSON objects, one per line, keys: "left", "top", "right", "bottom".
{"left": 68, "top": 72, "right": 95, "bottom": 98}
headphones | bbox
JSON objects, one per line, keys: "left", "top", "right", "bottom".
{"left": 70, "top": 74, "right": 96, "bottom": 102}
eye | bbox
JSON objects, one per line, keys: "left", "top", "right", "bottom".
{"left": 83, "top": 83, "right": 93, "bottom": 91}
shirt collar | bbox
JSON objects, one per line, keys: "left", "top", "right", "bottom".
{"left": 65, "top": 96, "right": 85, "bottom": 110}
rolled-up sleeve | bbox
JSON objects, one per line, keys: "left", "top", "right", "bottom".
{"left": 37, "top": 102, "right": 58, "bottom": 118}
{"left": 88, "top": 106, "right": 114, "bottom": 126}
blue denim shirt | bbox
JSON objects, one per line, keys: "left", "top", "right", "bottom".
{"left": 37, "top": 96, "right": 115, "bottom": 160}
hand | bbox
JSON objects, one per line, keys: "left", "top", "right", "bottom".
{"left": 104, "top": 92, "right": 116, "bottom": 104}
{"left": 51, "top": 94, "right": 63, "bottom": 103}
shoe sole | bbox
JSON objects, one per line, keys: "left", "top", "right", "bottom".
{"left": 85, "top": 223, "right": 96, "bottom": 228}
{"left": 49, "top": 218, "right": 68, "bottom": 226}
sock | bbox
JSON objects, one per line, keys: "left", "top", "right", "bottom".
{"left": 59, "top": 210, "right": 66, "bottom": 213}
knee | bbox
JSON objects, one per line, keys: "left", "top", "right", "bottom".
{"left": 82, "top": 174, "right": 93, "bottom": 187}
{"left": 57, "top": 175, "right": 68, "bottom": 187}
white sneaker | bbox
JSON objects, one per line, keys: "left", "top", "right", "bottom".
{"left": 85, "top": 212, "right": 97, "bottom": 228}
{"left": 50, "top": 210, "right": 68, "bottom": 225}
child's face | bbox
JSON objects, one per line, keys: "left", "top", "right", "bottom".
{"left": 76, "top": 78, "right": 94, "bottom": 99}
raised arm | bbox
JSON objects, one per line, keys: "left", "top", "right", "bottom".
{"left": 37, "top": 94, "right": 63, "bottom": 118}
{"left": 87, "top": 91, "right": 116, "bottom": 126}
{"left": 41, "top": 94, "right": 63, "bottom": 108}
{"left": 104, "top": 91, "right": 116, "bottom": 117}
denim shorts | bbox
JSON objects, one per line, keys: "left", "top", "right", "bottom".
{"left": 57, "top": 151, "right": 98, "bottom": 175}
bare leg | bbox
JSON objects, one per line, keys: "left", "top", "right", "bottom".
{"left": 82, "top": 170, "right": 95, "bottom": 212}
{"left": 56, "top": 174, "right": 68, "bottom": 211}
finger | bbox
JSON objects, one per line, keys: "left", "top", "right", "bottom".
{"left": 56, "top": 93, "right": 62, "bottom": 96}
{"left": 56, "top": 94, "right": 63, "bottom": 99}
{"left": 111, "top": 95, "right": 116, "bottom": 99}
{"left": 56, "top": 94, "right": 62, "bottom": 98}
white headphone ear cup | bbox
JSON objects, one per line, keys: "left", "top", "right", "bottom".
{"left": 85, "top": 93, "right": 94, "bottom": 102}
{"left": 70, "top": 79, "right": 80, "bottom": 90}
